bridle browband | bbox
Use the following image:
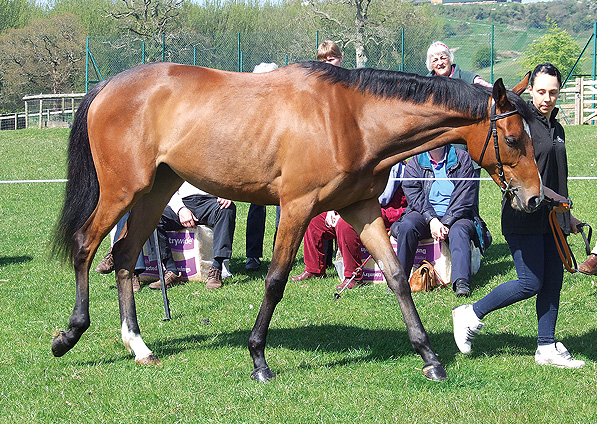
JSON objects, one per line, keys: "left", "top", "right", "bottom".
{"left": 477, "top": 102, "right": 520, "bottom": 204}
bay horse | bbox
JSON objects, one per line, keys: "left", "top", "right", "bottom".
{"left": 52, "top": 61, "right": 542, "bottom": 382}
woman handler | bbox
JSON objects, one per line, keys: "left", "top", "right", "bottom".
{"left": 452, "top": 63, "right": 585, "bottom": 368}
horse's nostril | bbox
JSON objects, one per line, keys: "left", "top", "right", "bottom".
{"left": 527, "top": 196, "right": 541, "bottom": 212}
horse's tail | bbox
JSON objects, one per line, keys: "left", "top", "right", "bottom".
{"left": 52, "top": 80, "right": 110, "bottom": 264}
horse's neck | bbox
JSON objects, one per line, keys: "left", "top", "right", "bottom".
{"left": 366, "top": 101, "right": 482, "bottom": 164}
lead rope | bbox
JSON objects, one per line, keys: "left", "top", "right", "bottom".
{"left": 547, "top": 200, "right": 578, "bottom": 274}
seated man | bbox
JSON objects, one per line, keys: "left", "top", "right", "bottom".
{"left": 390, "top": 145, "right": 477, "bottom": 297}
{"left": 291, "top": 162, "right": 407, "bottom": 289}
{"left": 149, "top": 181, "right": 236, "bottom": 290}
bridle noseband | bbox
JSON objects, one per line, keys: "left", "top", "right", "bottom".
{"left": 477, "top": 102, "right": 519, "bottom": 204}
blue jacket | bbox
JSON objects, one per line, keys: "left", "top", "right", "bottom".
{"left": 402, "top": 145, "right": 476, "bottom": 227}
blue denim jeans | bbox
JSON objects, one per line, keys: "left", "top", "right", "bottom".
{"left": 473, "top": 233, "right": 563, "bottom": 345}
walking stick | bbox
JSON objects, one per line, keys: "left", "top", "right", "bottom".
{"left": 333, "top": 255, "right": 373, "bottom": 301}
{"left": 152, "top": 229, "right": 171, "bottom": 321}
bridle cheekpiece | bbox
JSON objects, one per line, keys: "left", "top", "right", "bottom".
{"left": 477, "top": 102, "right": 519, "bottom": 205}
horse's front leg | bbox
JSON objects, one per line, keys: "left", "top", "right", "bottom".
{"left": 248, "top": 207, "right": 311, "bottom": 382}
{"left": 340, "top": 201, "right": 447, "bottom": 381}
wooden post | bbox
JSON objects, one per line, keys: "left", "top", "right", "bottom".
{"left": 24, "top": 101, "right": 28, "bottom": 129}
{"left": 38, "top": 99, "right": 43, "bottom": 129}
{"left": 575, "top": 77, "right": 582, "bottom": 125}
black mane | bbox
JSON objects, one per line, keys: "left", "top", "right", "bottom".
{"left": 298, "top": 61, "right": 533, "bottom": 122}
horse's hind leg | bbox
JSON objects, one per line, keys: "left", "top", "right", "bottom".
{"left": 112, "top": 166, "right": 183, "bottom": 364}
{"left": 52, "top": 199, "right": 129, "bottom": 358}
{"left": 248, "top": 203, "right": 312, "bottom": 382}
{"left": 340, "top": 200, "right": 447, "bottom": 381}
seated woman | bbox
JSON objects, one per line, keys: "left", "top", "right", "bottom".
{"left": 390, "top": 145, "right": 477, "bottom": 297}
{"left": 291, "top": 162, "right": 407, "bottom": 290}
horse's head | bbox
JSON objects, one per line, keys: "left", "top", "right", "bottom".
{"left": 469, "top": 75, "right": 543, "bottom": 213}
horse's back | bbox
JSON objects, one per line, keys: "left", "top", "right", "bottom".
{"left": 85, "top": 62, "right": 376, "bottom": 208}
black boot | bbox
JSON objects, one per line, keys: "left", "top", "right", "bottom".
{"left": 453, "top": 278, "right": 470, "bottom": 297}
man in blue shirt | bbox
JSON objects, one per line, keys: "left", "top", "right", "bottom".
{"left": 390, "top": 145, "right": 477, "bottom": 296}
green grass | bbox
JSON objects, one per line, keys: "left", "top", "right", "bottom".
{"left": 0, "top": 128, "right": 596, "bottom": 423}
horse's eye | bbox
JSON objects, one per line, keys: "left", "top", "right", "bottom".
{"left": 505, "top": 136, "right": 517, "bottom": 147}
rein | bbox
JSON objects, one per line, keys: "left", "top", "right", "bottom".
{"left": 546, "top": 198, "right": 593, "bottom": 274}
{"left": 477, "top": 103, "right": 519, "bottom": 207}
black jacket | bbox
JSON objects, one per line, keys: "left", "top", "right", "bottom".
{"left": 402, "top": 145, "right": 476, "bottom": 227}
{"left": 501, "top": 102, "right": 570, "bottom": 235}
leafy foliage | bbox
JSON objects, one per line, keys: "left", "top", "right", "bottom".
{"left": 0, "top": 0, "right": 34, "bottom": 34}
{"left": 0, "top": 14, "right": 86, "bottom": 112}
{"left": 520, "top": 19, "right": 582, "bottom": 81}
{"left": 472, "top": 44, "right": 492, "bottom": 70}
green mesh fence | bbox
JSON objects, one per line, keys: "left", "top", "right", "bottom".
{"left": 86, "top": 27, "right": 595, "bottom": 93}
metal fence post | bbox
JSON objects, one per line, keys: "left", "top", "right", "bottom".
{"left": 490, "top": 25, "right": 494, "bottom": 84}
{"left": 85, "top": 37, "right": 89, "bottom": 92}
{"left": 591, "top": 22, "right": 597, "bottom": 81}
{"left": 400, "top": 28, "right": 404, "bottom": 72}
{"left": 237, "top": 33, "right": 241, "bottom": 72}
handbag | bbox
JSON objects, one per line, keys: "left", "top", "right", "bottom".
{"left": 409, "top": 260, "right": 449, "bottom": 292}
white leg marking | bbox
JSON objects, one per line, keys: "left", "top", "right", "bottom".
{"left": 121, "top": 320, "right": 153, "bottom": 361}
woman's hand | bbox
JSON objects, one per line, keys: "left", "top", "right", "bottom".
{"left": 570, "top": 214, "right": 582, "bottom": 234}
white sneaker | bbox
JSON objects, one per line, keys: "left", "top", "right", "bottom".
{"left": 452, "top": 304, "right": 484, "bottom": 354}
{"left": 535, "top": 342, "right": 585, "bottom": 369}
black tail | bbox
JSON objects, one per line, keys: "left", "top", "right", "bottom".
{"left": 52, "top": 80, "right": 110, "bottom": 264}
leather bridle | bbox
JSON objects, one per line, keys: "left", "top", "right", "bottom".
{"left": 477, "top": 102, "right": 520, "bottom": 205}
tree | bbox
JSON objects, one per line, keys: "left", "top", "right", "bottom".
{"left": 472, "top": 45, "right": 491, "bottom": 69}
{"left": 107, "top": 0, "right": 184, "bottom": 43}
{"left": 51, "top": 0, "right": 119, "bottom": 36}
{"left": 304, "top": 0, "right": 440, "bottom": 69}
{"left": 0, "top": 0, "right": 34, "bottom": 34}
{"left": 520, "top": 19, "right": 582, "bottom": 81}
{"left": 0, "top": 13, "right": 85, "bottom": 111}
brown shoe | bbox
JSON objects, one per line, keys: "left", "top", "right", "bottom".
{"left": 95, "top": 251, "right": 114, "bottom": 274}
{"left": 148, "top": 271, "right": 183, "bottom": 289}
{"left": 579, "top": 254, "right": 597, "bottom": 275}
{"left": 290, "top": 270, "right": 326, "bottom": 282}
{"left": 132, "top": 273, "right": 141, "bottom": 292}
{"left": 206, "top": 266, "right": 223, "bottom": 289}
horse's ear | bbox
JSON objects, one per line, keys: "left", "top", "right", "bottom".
{"left": 492, "top": 78, "right": 513, "bottom": 111}
{"left": 512, "top": 72, "right": 530, "bottom": 95}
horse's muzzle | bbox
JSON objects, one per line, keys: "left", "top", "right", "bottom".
{"left": 523, "top": 195, "right": 543, "bottom": 213}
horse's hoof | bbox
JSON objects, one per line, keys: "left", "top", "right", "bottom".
{"left": 51, "top": 332, "right": 70, "bottom": 357}
{"left": 251, "top": 367, "right": 276, "bottom": 383}
{"left": 422, "top": 364, "right": 447, "bottom": 381}
{"left": 136, "top": 353, "right": 161, "bottom": 366}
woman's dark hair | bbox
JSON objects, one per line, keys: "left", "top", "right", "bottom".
{"left": 530, "top": 63, "right": 562, "bottom": 88}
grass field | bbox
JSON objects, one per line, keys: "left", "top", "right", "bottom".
{"left": 0, "top": 127, "right": 596, "bottom": 423}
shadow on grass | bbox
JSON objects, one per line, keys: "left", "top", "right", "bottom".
{"left": 148, "top": 324, "right": 597, "bottom": 372}
{"left": 0, "top": 254, "right": 34, "bottom": 267}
